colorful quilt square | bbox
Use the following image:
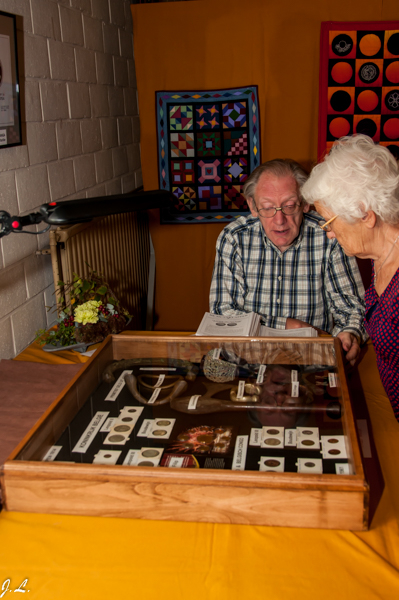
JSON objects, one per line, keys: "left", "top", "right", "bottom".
{"left": 224, "top": 157, "right": 248, "bottom": 183}
{"left": 172, "top": 186, "right": 196, "bottom": 211}
{"left": 196, "top": 104, "right": 220, "bottom": 129}
{"left": 171, "top": 160, "right": 195, "bottom": 184}
{"left": 170, "top": 132, "right": 195, "bottom": 158}
{"left": 223, "top": 130, "right": 248, "bottom": 156}
{"left": 156, "top": 86, "right": 260, "bottom": 223}
{"left": 199, "top": 185, "right": 222, "bottom": 210}
{"left": 170, "top": 105, "right": 193, "bottom": 130}
{"left": 224, "top": 185, "right": 247, "bottom": 210}
{"left": 197, "top": 132, "right": 221, "bottom": 157}
{"left": 198, "top": 159, "right": 221, "bottom": 184}
{"left": 222, "top": 102, "right": 247, "bottom": 128}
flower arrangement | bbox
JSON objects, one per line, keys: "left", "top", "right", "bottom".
{"left": 36, "top": 270, "right": 130, "bottom": 348}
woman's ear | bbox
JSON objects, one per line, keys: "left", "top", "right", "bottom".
{"left": 361, "top": 210, "right": 377, "bottom": 229}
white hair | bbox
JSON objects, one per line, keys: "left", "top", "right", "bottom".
{"left": 302, "top": 135, "right": 399, "bottom": 224}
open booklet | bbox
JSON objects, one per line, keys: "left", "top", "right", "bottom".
{"left": 195, "top": 312, "right": 318, "bottom": 337}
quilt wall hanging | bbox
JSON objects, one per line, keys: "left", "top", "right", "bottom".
{"left": 318, "top": 21, "right": 399, "bottom": 160}
{"left": 156, "top": 86, "right": 261, "bottom": 224}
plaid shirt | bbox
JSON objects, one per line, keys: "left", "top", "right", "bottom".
{"left": 210, "top": 212, "right": 367, "bottom": 342}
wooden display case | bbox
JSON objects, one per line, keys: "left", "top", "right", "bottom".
{"left": 1, "top": 334, "right": 381, "bottom": 530}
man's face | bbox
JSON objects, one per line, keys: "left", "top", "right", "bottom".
{"left": 249, "top": 172, "right": 309, "bottom": 251}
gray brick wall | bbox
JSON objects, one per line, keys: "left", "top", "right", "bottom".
{"left": 0, "top": 0, "right": 141, "bottom": 358}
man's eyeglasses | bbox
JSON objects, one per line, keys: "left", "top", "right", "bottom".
{"left": 254, "top": 202, "right": 301, "bottom": 218}
{"left": 319, "top": 215, "right": 338, "bottom": 232}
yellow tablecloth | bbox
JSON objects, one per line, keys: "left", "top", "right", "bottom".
{"left": 1, "top": 338, "right": 398, "bottom": 599}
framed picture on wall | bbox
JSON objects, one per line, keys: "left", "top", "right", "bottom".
{"left": 0, "top": 10, "right": 21, "bottom": 149}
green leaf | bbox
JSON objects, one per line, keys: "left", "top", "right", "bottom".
{"left": 97, "top": 285, "right": 108, "bottom": 295}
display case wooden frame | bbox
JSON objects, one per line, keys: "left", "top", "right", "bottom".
{"left": 1, "top": 334, "right": 377, "bottom": 530}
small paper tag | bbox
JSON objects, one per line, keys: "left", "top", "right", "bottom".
{"left": 249, "top": 428, "right": 262, "bottom": 446}
{"left": 101, "top": 417, "right": 117, "bottom": 432}
{"left": 73, "top": 411, "right": 109, "bottom": 453}
{"left": 42, "top": 445, "right": 62, "bottom": 462}
{"left": 291, "top": 381, "right": 299, "bottom": 397}
{"left": 154, "top": 374, "right": 166, "bottom": 387}
{"left": 236, "top": 380, "right": 245, "bottom": 399}
{"left": 291, "top": 369, "right": 298, "bottom": 382}
{"left": 256, "top": 364, "right": 266, "bottom": 384}
{"left": 123, "top": 449, "right": 140, "bottom": 466}
{"left": 212, "top": 347, "right": 221, "bottom": 359}
{"left": 148, "top": 387, "right": 161, "bottom": 404}
{"left": 140, "top": 367, "right": 176, "bottom": 371}
{"left": 284, "top": 428, "right": 297, "bottom": 447}
{"left": 137, "top": 419, "right": 154, "bottom": 437}
{"left": 328, "top": 372, "right": 337, "bottom": 388}
{"left": 188, "top": 395, "right": 201, "bottom": 410}
{"left": 232, "top": 435, "right": 248, "bottom": 470}
{"left": 105, "top": 370, "right": 132, "bottom": 401}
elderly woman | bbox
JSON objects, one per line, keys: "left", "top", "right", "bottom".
{"left": 302, "top": 134, "right": 399, "bottom": 422}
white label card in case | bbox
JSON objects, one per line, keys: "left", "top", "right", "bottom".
{"left": 123, "top": 449, "right": 140, "bottom": 466}
{"left": 256, "top": 365, "right": 266, "bottom": 384}
{"left": 101, "top": 417, "right": 117, "bottom": 432}
{"left": 328, "top": 372, "right": 337, "bottom": 388}
{"left": 291, "top": 370, "right": 298, "bottom": 382}
{"left": 148, "top": 387, "right": 161, "bottom": 404}
{"left": 188, "top": 395, "right": 200, "bottom": 410}
{"left": 154, "top": 374, "right": 165, "bottom": 387}
{"left": 291, "top": 381, "right": 299, "bottom": 397}
{"left": 232, "top": 435, "right": 248, "bottom": 470}
{"left": 105, "top": 370, "right": 133, "bottom": 401}
{"left": 137, "top": 419, "right": 153, "bottom": 437}
{"left": 43, "top": 445, "right": 62, "bottom": 461}
{"left": 140, "top": 367, "right": 176, "bottom": 371}
{"left": 236, "top": 380, "right": 245, "bottom": 399}
{"left": 213, "top": 348, "right": 221, "bottom": 359}
{"left": 249, "top": 428, "right": 262, "bottom": 446}
{"left": 72, "top": 411, "right": 109, "bottom": 453}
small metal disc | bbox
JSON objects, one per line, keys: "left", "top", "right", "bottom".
{"left": 327, "top": 438, "right": 339, "bottom": 443}
{"left": 127, "top": 408, "right": 137, "bottom": 413}
{"left": 152, "top": 429, "right": 167, "bottom": 436}
{"left": 328, "top": 449, "right": 341, "bottom": 455}
{"left": 302, "top": 430, "right": 313, "bottom": 435}
{"left": 266, "top": 428, "right": 280, "bottom": 435}
{"left": 177, "top": 434, "right": 190, "bottom": 441}
{"left": 137, "top": 461, "right": 154, "bottom": 466}
{"left": 142, "top": 449, "right": 160, "bottom": 458}
{"left": 304, "top": 462, "right": 315, "bottom": 467}
{"left": 196, "top": 445, "right": 211, "bottom": 453}
{"left": 197, "top": 434, "right": 214, "bottom": 444}
{"left": 156, "top": 420, "right": 171, "bottom": 426}
{"left": 302, "top": 439, "right": 315, "bottom": 446}
{"left": 264, "top": 459, "right": 280, "bottom": 467}
{"left": 263, "top": 438, "right": 281, "bottom": 446}
{"left": 108, "top": 434, "right": 125, "bottom": 442}
{"left": 103, "top": 454, "right": 112, "bottom": 458}
{"left": 114, "top": 425, "right": 130, "bottom": 432}
{"left": 121, "top": 417, "right": 133, "bottom": 422}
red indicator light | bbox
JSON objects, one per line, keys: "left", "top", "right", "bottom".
{"left": 49, "top": 202, "right": 57, "bottom": 206}
{"left": 12, "top": 221, "right": 20, "bottom": 228}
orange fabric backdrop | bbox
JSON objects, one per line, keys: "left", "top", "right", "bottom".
{"left": 131, "top": 0, "right": 398, "bottom": 331}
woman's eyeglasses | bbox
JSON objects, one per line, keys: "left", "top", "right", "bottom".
{"left": 319, "top": 215, "right": 338, "bottom": 232}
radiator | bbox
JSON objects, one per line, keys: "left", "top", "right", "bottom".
{"left": 49, "top": 211, "right": 154, "bottom": 331}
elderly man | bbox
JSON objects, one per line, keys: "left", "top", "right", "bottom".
{"left": 209, "top": 159, "right": 367, "bottom": 363}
